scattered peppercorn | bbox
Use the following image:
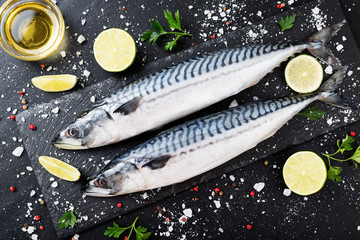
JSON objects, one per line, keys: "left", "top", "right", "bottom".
{"left": 10, "top": 115, "right": 16, "bottom": 120}
{"left": 22, "top": 105, "right": 28, "bottom": 110}
{"left": 193, "top": 186, "right": 198, "bottom": 191}
{"left": 350, "top": 131, "right": 356, "bottom": 137}
{"left": 21, "top": 99, "right": 27, "bottom": 104}
{"left": 277, "top": 4, "right": 282, "bottom": 8}
{"left": 232, "top": 182, "right": 236, "bottom": 187}
{"left": 214, "top": 187, "right": 220, "bottom": 192}
{"left": 250, "top": 191, "right": 255, "bottom": 196}
{"left": 124, "top": 236, "right": 128, "bottom": 240}
{"left": 210, "top": 35, "right": 215, "bottom": 39}
{"left": 24, "top": 223, "right": 29, "bottom": 229}
{"left": 219, "top": 191, "right": 224, "bottom": 196}
{"left": 40, "top": 200, "right": 45, "bottom": 205}
{"left": 222, "top": 7, "right": 227, "bottom": 11}
{"left": 246, "top": 224, "right": 252, "bottom": 230}
{"left": 194, "top": 197, "right": 199, "bottom": 202}
{"left": 117, "top": 203, "right": 122, "bottom": 208}
{"left": 122, "top": 7, "right": 125, "bottom": 11}
{"left": 34, "top": 215, "right": 40, "bottom": 221}
{"left": 156, "top": 205, "right": 162, "bottom": 212}
{"left": 39, "top": 225, "right": 44, "bottom": 230}
{"left": 264, "top": 160, "right": 269, "bottom": 165}
{"left": 29, "top": 124, "right": 35, "bottom": 130}
{"left": 165, "top": 217, "right": 170, "bottom": 223}
{"left": 190, "top": 187, "right": 194, "bottom": 192}
{"left": 19, "top": 91, "right": 25, "bottom": 96}
{"left": 40, "top": 64, "right": 46, "bottom": 69}
{"left": 281, "top": 3, "right": 285, "bottom": 7}
{"left": 181, "top": 217, "right": 186, "bottom": 222}
{"left": 192, "top": 42, "right": 195, "bottom": 47}
{"left": 10, "top": 186, "right": 15, "bottom": 192}
{"left": 226, "top": 21, "right": 230, "bottom": 26}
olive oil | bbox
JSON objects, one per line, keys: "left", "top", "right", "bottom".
{"left": 3, "top": 2, "right": 59, "bottom": 54}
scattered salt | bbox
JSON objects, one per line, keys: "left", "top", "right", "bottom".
{"left": 77, "top": 35, "right": 86, "bottom": 44}
{"left": 229, "top": 175, "right": 235, "bottom": 181}
{"left": 218, "top": 227, "right": 224, "bottom": 233}
{"left": 60, "top": 51, "right": 66, "bottom": 58}
{"left": 26, "top": 166, "right": 33, "bottom": 172}
{"left": 90, "top": 96, "right": 96, "bottom": 103}
{"left": 81, "top": 19, "right": 87, "bottom": 25}
{"left": 51, "top": 107, "right": 60, "bottom": 114}
{"left": 214, "top": 200, "right": 221, "bottom": 208}
{"left": 83, "top": 70, "right": 91, "bottom": 77}
{"left": 12, "top": 146, "right": 24, "bottom": 157}
{"left": 348, "top": 70, "right": 353, "bottom": 76}
{"left": 51, "top": 181, "right": 58, "bottom": 188}
{"left": 31, "top": 234, "right": 38, "bottom": 240}
{"left": 253, "top": 182, "right": 265, "bottom": 192}
{"left": 30, "top": 190, "right": 36, "bottom": 197}
{"left": 324, "top": 65, "right": 333, "bottom": 74}
{"left": 72, "top": 234, "right": 80, "bottom": 240}
{"left": 183, "top": 208, "right": 193, "bottom": 218}
{"left": 27, "top": 226, "right": 35, "bottom": 234}
{"left": 283, "top": 188, "right": 291, "bottom": 196}
{"left": 12, "top": 109, "right": 17, "bottom": 114}
{"left": 357, "top": 226, "right": 360, "bottom": 231}
{"left": 336, "top": 44, "right": 343, "bottom": 51}
{"left": 228, "top": 100, "right": 238, "bottom": 108}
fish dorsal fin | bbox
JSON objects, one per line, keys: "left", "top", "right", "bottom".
{"left": 113, "top": 97, "right": 141, "bottom": 115}
{"left": 143, "top": 155, "right": 172, "bottom": 170}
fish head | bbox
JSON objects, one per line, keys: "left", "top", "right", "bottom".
{"left": 83, "top": 161, "right": 146, "bottom": 197}
{"left": 53, "top": 108, "right": 120, "bottom": 149}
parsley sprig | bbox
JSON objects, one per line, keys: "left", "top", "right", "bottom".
{"left": 104, "top": 217, "right": 151, "bottom": 239}
{"left": 57, "top": 210, "right": 77, "bottom": 230}
{"left": 278, "top": 14, "right": 296, "bottom": 32}
{"left": 140, "top": 9, "right": 193, "bottom": 51}
{"left": 323, "top": 135, "right": 360, "bottom": 182}
{"left": 297, "top": 106, "right": 325, "bottom": 121}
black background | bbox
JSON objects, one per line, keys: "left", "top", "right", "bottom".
{"left": 1, "top": 0, "right": 360, "bottom": 239}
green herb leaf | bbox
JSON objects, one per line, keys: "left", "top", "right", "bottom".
{"left": 349, "top": 146, "right": 360, "bottom": 163}
{"left": 135, "top": 226, "right": 151, "bottom": 240}
{"left": 57, "top": 210, "right": 77, "bottom": 230}
{"left": 279, "top": 14, "right": 296, "bottom": 32}
{"left": 297, "top": 106, "right": 325, "bottom": 120}
{"left": 150, "top": 19, "right": 165, "bottom": 32}
{"left": 140, "top": 30, "right": 164, "bottom": 44}
{"left": 339, "top": 135, "right": 354, "bottom": 154}
{"left": 164, "top": 39, "right": 177, "bottom": 51}
{"left": 104, "top": 222, "right": 128, "bottom": 238}
{"left": 327, "top": 165, "right": 342, "bottom": 182}
{"left": 164, "top": 9, "right": 182, "bottom": 30}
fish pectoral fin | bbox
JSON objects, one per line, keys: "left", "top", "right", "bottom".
{"left": 143, "top": 155, "right": 172, "bottom": 170}
{"left": 113, "top": 97, "right": 141, "bottom": 115}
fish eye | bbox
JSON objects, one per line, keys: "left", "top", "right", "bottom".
{"left": 66, "top": 128, "right": 80, "bottom": 138}
{"left": 97, "top": 176, "right": 108, "bottom": 188}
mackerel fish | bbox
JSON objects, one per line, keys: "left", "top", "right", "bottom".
{"left": 54, "top": 21, "right": 345, "bottom": 150}
{"left": 84, "top": 68, "right": 351, "bottom": 197}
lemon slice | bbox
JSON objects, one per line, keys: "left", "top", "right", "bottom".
{"left": 93, "top": 28, "right": 136, "bottom": 72}
{"left": 32, "top": 74, "right": 77, "bottom": 92}
{"left": 283, "top": 151, "right": 327, "bottom": 196}
{"left": 38, "top": 156, "right": 81, "bottom": 181}
{"left": 285, "top": 54, "right": 323, "bottom": 93}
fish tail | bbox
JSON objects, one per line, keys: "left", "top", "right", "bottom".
{"left": 307, "top": 20, "right": 346, "bottom": 69}
{"left": 317, "top": 66, "right": 355, "bottom": 109}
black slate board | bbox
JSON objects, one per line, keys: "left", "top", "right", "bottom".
{"left": 16, "top": 0, "right": 360, "bottom": 237}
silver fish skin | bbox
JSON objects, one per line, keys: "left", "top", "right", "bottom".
{"left": 84, "top": 68, "right": 350, "bottom": 197}
{"left": 54, "top": 21, "right": 345, "bottom": 150}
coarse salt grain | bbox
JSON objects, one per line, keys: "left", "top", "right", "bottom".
{"left": 60, "top": 51, "right": 66, "bottom": 58}
{"left": 90, "top": 96, "right": 96, "bottom": 103}
{"left": 30, "top": 190, "right": 36, "bottom": 197}
{"left": 77, "top": 35, "right": 86, "bottom": 44}
{"left": 83, "top": 70, "right": 91, "bottom": 77}
{"left": 253, "top": 182, "right": 265, "bottom": 192}
{"left": 51, "top": 107, "right": 60, "bottom": 114}
{"left": 183, "top": 208, "right": 193, "bottom": 218}
{"left": 229, "top": 175, "right": 235, "bottom": 181}
{"left": 26, "top": 166, "right": 33, "bottom": 171}
{"left": 214, "top": 200, "right": 221, "bottom": 208}
{"left": 228, "top": 100, "right": 238, "bottom": 108}
{"left": 324, "top": 65, "right": 333, "bottom": 74}
{"left": 51, "top": 181, "right": 58, "bottom": 188}
{"left": 81, "top": 19, "right": 86, "bottom": 25}
{"left": 283, "top": 188, "right": 291, "bottom": 196}
{"left": 336, "top": 44, "right": 343, "bottom": 51}
{"left": 12, "top": 146, "right": 24, "bottom": 157}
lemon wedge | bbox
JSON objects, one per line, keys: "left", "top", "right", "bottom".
{"left": 38, "top": 156, "right": 80, "bottom": 182}
{"left": 31, "top": 74, "right": 77, "bottom": 92}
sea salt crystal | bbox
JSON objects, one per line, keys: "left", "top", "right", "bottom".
{"left": 12, "top": 109, "right": 17, "bottom": 114}
{"left": 288, "top": 0, "right": 294, "bottom": 5}
{"left": 214, "top": 200, "right": 221, "bottom": 208}
{"left": 51, "top": 107, "right": 60, "bottom": 114}
{"left": 27, "top": 226, "right": 35, "bottom": 234}
{"left": 342, "top": 36, "right": 347, "bottom": 41}
{"left": 336, "top": 44, "right": 343, "bottom": 51}
{"left": 51, "top": 181, "right": 58, "bottom": 188}
{"left": 77, "top": 35, "right": 86, "bottom": 44}
{"left": 228, "top": 100, "right": 238, "bottom": 108}
{"left": 188, "top": 5, "right": 193, "bottom": 9}
{"left": 218, "top": 227, "right": 224, "bottom": 233}
{"left": 79, "top": 60, "right": 84, "bottom": 65}
{"left": 90, "top": 96, "right": 96, "bottom": 103}
{"left": 72, "top": 234, "right": 80, "bottom": 240}
{"left": 348, "top": 70, "right": 353, "bottom": 76}
{"left": 183, "top": 208, "right": 193, "bottom": 218}
{"left": 253, "top": 182, "right": 265, "bottom": 192}
{"left": 30, "top": 190, "right": 36, "bottom": 197}
{"left": 212, "top": 16, "right": 219, "bottom": 21}
{"left": 324, "top": 65, "right": 333, "bottom": 74}
{"left": 81, "top": 19, "right": 86, "bottom": 25}
{"left": 357, "top": 226, "right": 360, "bottom": 231}
{"left": 26, "top": 166, "right": 33, "bottom": 171}
{"left": 256, "top": 11, "right": 262, "bottom": 17}
{"left": 141, "top": 192, "right": 149, "bottom": 199}
{"left": 7, "top": 107, "right": 11, "bottom": 112}
{"left": 83, "top": 70, "right": 91, "bottom": 77}
{"left": 229, "top": 175, "right": 235, "bottom": 181}
{"left": 12, "top": 137, "right": 17, "bottom": 142}
{"left": 41, "top": 114, "right": 49, "bottom": 119}
{"left": 312, "top": 7, "right": 320, "bottom": 14}
{"left": 218, "top": 28, "right": 224, "bottom": 34}
{"left": 283, "top": 188, "right": 291, "bottom": 196}
{"left": 12, "top": 146, "right": 24, "bottom": 157}
{"left": 60, "top": 51, "right": 66, "bottom": 58}
{"left": 47, "top": 66, "right": 52, "bottom": 71}
{"left": 31, "top": 234, "right": 38, "bottom": 240}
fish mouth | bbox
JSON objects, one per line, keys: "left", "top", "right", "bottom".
{"left": 82, "top": 182, "right": 114, "bottom": 197}
{"left": 53, "top": 134, "right": 88, "bottom": 150}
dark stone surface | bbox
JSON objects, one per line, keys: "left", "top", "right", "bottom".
{"left": 1, "top": 0, "right": 360, "bottom": 239}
